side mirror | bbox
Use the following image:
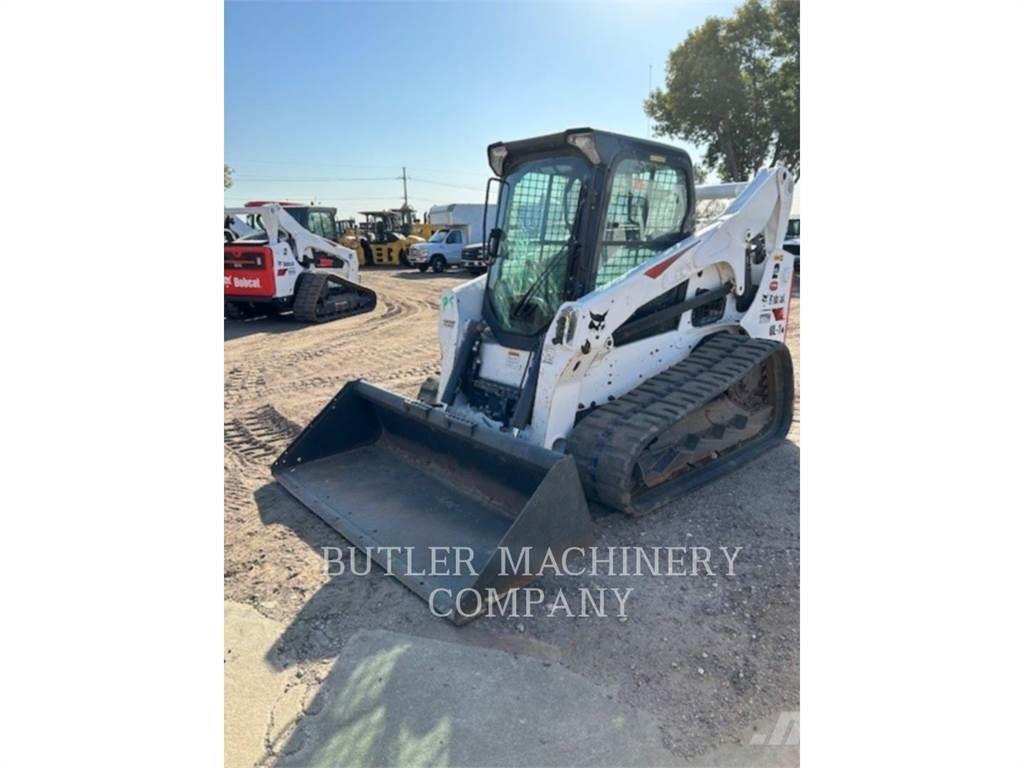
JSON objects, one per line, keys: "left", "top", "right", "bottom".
{"left": 487, "top": 227, "right": 503, "bottom": 258}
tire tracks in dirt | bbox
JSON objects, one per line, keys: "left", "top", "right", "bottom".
{"left": 224, "top": 271, "right": 465, "bottom": 529}
{"left": 224, "top": 272, "right": 455, "bottom": 410}
{"left": 224, "top": 404, "right": 303, "bottom": 464}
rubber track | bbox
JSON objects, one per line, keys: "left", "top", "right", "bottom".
{"left": 293, "top": 272, "right": 377, "bottom": 324}
{"left": 567, "top": 333, "right": 792, "bottom": 516}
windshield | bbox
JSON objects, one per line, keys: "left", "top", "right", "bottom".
{"left": 428, "top": 229, "right": 449, "bottom": 243}
{"left": 786, "top": 218, "right": 800, "bottom": 238}
{"left": 486, "top": 155, "right": 589, "bottom": 338}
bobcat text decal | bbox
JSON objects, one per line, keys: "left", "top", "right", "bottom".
{"left": 226, "top": 276, "right": 262, "bottom": 289}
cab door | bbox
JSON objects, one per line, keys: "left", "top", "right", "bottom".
{"left": 445, "top": 228, "right": 464, "bottom": 261}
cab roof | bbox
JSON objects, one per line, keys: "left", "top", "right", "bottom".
{"left": 487, "top": 127, "right": 693, "bottom": 175}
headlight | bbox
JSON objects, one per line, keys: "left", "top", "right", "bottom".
{"left": 567, "top": 131, "right": 600, "bottom": 164}
{"left": 488, "top": 144, "right": 508, "bottom": 175}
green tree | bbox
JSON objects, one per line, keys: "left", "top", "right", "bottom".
{"left": 645, "top": 0, "right": 799, "bottom": 181}
{"left": 224, "top": 164, "right": 233, "bottom": 190}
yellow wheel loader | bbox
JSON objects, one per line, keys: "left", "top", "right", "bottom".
{"left": 343, "top": 210, "right": 423, "bottom": 266}
{"left": 273, "top": 129, "right": 796, "bottom": 622}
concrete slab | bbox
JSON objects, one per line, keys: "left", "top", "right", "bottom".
{"left": 277, "top": 629, "right": 679, "bottom": 768}
{"left": 224, "top": 602, "right": 309, "bottom": 768}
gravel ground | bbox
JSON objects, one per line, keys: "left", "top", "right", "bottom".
{"left": 225, "top": 268, "right": 801, "bottom": 765}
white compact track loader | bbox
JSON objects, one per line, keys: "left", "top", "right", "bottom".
{"left": 224, "top": 203, "right": 376, "bottom": 323}
{"left": 272, "top": 129, "right": 795, "bottom": 621}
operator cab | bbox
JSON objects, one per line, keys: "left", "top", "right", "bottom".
{"left": 455, "top": 129, "right": 696, "bottom": 427}
{"left": 482, "top": 128, "right": 696, "bottom": 350}
{"left": 234, "top": 204, "right": 340, "bottom": 244}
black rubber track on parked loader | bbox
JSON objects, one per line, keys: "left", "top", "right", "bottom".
{"left": 567, "top": 333, "right": 794, "bottom": 517}
{"left": 292, "top": 272, "right": 377, "bottom": 324}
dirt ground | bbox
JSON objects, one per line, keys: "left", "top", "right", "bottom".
{"left": 225, "top": 268, "right": 800, "bottom": 765}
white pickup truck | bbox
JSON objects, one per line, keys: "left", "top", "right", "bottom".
{"left": 408, "top": 225, "right": 471, "bottom": 273}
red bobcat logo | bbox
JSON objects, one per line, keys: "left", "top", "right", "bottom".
{"left": 227, "top": 276, "right": 262, "bottom": 289}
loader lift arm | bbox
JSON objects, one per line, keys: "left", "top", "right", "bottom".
{"left": 224, "top": 204, "right": 358, "bottom": 273}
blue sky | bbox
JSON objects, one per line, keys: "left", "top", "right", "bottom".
{"left": 225, "top": 0, "right": 738, "bottom": 217}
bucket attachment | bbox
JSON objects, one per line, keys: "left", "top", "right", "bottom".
{"left": 272, "top": 381, "right": 595, "bottom": 624}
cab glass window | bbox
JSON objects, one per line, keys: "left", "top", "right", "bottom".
{"left": 323, "top": 215, "right": 338, "bottom": 239}
{"left": 305, "top": 211, "right": 322, "bottom": 236}
{"left": 316, "top": 212, "right": 332, "bottom": 238}
{"left": 595, "top": 157, "right": 690, "bottom": 288}
{"left": 286, "top": 208, "right": 310, "bottom": 230}
{"left": 485, "top": 155, "right": 589, "bottom": 338}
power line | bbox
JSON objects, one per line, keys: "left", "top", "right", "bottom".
{"left": 230, "top": 166, "right": 484, "bottom": 190}
{"left": 225, "top": 196, "right": 393, "bottom": 202}
{"left": 229, "top": 157, "right": 488, "bottom": 184}
{"left": 224, "top": 195, "right": 444, "bottom": 203}
{"left": 406, "top": 176, "right": 485, "bottom": 192}
{"left": 225, "top": 165, "right": 486, "bottom": 209}
{"left": 233, "top": 176, "right": 398, "bottom": 183}
{"left": 227, "top": 159, "right": 398, "bottom": 171}
{"left": 231, "top": 174, "right": 483, "bottom": 192}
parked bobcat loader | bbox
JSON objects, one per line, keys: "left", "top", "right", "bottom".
{"left": 273, "top": 129, "right": 795, "bottom": 621}
{"left": 224, "top": 204, "right": 376, "bottom": 323}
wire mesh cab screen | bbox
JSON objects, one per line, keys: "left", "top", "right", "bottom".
{"left": 595, "top": 154, "right": 690, "bottom": 289}
{"left": 486, "top": 156, "right": 588, "bottom": 337}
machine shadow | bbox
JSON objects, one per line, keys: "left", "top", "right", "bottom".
{"left": 266, "top": 630, "right": 456, "bottom": 767}
{"left": 224, "top": 315, "right": 305, "bottom": 341}
{"left": 388, "top": 270, "right": 476, "bottom": 281}
{"left": 254, "top": 436, "right": 799, "bottom": 665}
{"left": 254, "top": 482, "right": 417, "bottom": 670}
{"left": 257, "top": 439, "right": 800, "bottom": 766}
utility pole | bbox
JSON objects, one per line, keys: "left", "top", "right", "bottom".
{"left": 402, "top": 166, "right": 408, "bottom": 209}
